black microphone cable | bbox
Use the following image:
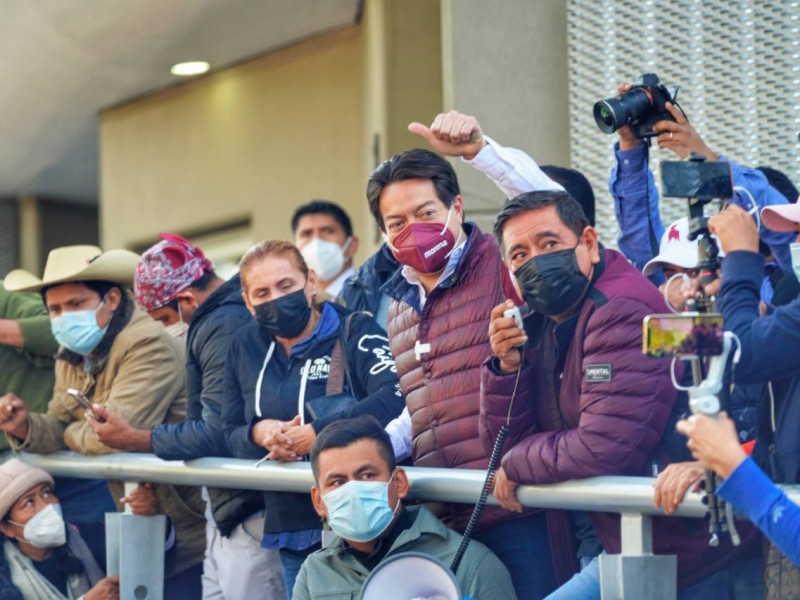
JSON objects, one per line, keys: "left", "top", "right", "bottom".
{"left": 451, "top": 357, "right": 523, "bottom": 574}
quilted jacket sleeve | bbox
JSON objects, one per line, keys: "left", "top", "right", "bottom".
{"left": 479, "top": 354, "right": 541, "bottom": 460}
{"left": 501, "top": 297, "right": 676, "bottom": 484}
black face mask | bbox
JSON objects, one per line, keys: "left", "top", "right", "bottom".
{"left": 514, "top": 247, "right": 590, "bottom": 317}
{"left": 253, "top": 288, "right": 311, "bottom": 338}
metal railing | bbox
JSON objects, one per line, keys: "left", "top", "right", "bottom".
{"left": 8, "top": 450, "right": 800, "bottom": 599}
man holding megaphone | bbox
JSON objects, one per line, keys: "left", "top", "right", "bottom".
{"left": 293, "top": 416, "right": 515, "bottom": 600}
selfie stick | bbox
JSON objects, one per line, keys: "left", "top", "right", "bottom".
{"left": 686, "top": 332, "right": 740, "bottom": 547}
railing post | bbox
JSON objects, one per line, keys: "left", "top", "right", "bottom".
{"left": 598, "top": 513, "right": 677, "bottom": 600}
{"left": 105, "top": 481, "right": 166, "bottom": 600}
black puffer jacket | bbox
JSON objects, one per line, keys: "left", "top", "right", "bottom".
{"left": 150, "top": 274, "right": 263, "bottom": 535}
{"left": 339, "top": 244, "right": 399, "bottom": 329}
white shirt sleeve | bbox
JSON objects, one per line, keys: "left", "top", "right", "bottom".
{"left": 385, "top": 406, "right": 412, "bottom": 461}
{"left": 464, "top": 135, "right": 564, "bottom": 199}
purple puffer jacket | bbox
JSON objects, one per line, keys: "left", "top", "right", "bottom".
{"left": 481, "top": 249, "right": 754, "bottom": 588}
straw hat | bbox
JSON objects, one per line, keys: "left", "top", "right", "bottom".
{"left": 4, "top": 245, "right": 140, "bottom": 293}
{"left": 0, "top": 459, "right": 54, "bottom": 519}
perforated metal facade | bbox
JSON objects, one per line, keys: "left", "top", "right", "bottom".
{"left": 567, "top": 0, "right": 800, "bottom": 245}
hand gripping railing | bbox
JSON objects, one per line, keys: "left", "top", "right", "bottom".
{"left": 8, "top": 451, "right": 800, "bottom": 599}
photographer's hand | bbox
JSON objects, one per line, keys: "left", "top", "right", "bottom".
{"left": 615, "top": 83, "right": 641, "bottom": 151}
{"left": 709, "top": 205, "right": 759, "bottom": 254}
{"left": 654, "top": 103, "right": 718, "bottom": 160}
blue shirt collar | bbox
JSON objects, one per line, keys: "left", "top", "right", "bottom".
{"left": 290, "top": 302, "right": 340, "bottom": 357}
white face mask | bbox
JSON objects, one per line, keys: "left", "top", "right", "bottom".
{"left": 166, "top": 321, "right": 189, "bottom": 339}
{"left": 791, "top": 243, "right": 800, "bottom": 282}
{"left": 165, "top": 302, "right": 189, "bottom": 339}
{"left": 9, "top": 503, "right": 66, "bottom": 549}
{"left": 301, "top": 237, "right": 351, "bottom": 281}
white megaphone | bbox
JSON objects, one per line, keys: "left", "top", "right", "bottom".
{"left": 361, "top": 552, "right": 462, "bottom": 600}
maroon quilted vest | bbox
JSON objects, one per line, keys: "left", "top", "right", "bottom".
{"left": 388, "top": 227, "right": 506, "bottom": 474}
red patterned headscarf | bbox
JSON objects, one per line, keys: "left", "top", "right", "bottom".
{"left": 134, "top": 233, "right": 213, "bottom": 311}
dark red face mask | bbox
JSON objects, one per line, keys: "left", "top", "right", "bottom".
{"left": 388, "top": 209, "right": 457, "bottom": 274}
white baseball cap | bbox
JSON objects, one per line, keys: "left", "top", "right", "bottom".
{"left": 642, "top": 217, "right": 725, "bottom": 276}
{"left": 643, "top": 217, "right": 700, "bottom": 276}
{"left": 762, "top": 204, "right": 800, "bottom": 232}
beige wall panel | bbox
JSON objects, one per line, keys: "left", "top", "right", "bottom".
{"left": 101, "top": 27, "right": 370, "bottom": 263}
{"left": 384, "top": 0, "right": 443, "bottom": 157}
{"left": 441, "top": 0, "right": 570, "bottom": 220}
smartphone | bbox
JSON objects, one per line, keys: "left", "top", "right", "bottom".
{"left": 642, "top": 313, "right": 724, "bottom": 358}
{"left": 503, "top": 306, "right": 523, "bottom": 329}
{"left": 66, "top": 388, "right": 106, "bottom": 422}
{"left": 660, "top": 160, "right": 733, "bottom": 200}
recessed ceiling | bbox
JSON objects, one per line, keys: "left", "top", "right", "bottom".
{"left": 0, "top": 0, "right": 360, "bottom": 205}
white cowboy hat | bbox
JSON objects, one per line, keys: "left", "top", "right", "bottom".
{"left": 3, "top": 245, "right": 140, "bottom": 293}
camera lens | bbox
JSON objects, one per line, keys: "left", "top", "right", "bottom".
{"left": 593, "top": 87, "right": 654, "bottom": 135}
{"left": 593, "top": 100, "right": 620, "bottom": 133}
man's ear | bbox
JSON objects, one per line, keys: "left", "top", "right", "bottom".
{"left": 344, "top": 236, "right": 359, "bottom": 260}
{"left": 452, "top": 196, "right": 465, "bottom": 223}
{"left": 582, "top": 226, "right": 601, "bottom": 264}
{"left": 393, "top": 467, "right": 410, "bottom": 500}
{"left": 177, "top": 292, "right": 198, "bottom": 311}
{"left": 311, "top": 485, "right": 328, "bottom": 520}
{"left": 106, "top": 286, "right": 123, "bottom": 312}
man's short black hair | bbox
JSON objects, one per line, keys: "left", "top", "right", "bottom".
{"left": 367, "top": 148, "right": 460, "bottom": 230}
{"left": 541, "top": 165, "right": 596, "bottom": 226}
{"left": 291, "top": 201, "right": 353, "bottom": 237}
{"left": 757, "top": 166, "right": 799, "bottom": 204}
{"left": 191, "top": 270, "right": 217, "bottom": 292}
{"left": 310, "top": 416, "right": 396, "bottom": 482}
{"left": 493, "top": 190, "right": 590, "bottom": 252}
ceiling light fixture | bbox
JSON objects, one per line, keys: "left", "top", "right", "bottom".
{"left": 170, "top": 61, "right": 210, "bottom": 77}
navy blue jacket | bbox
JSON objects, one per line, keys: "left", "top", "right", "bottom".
{"left": 222, "top": 302, "right": 403, "bottom": 533}
{"left": 339, "top": 244, "right": 399, "bottom": 330}
{"left": 151, "top": 274, "right": 251, "bottom": 460}
{"left": 719, "top": 251, "right": 800, "bottom": 483}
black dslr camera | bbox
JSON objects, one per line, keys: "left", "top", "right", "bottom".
{"left": 593, "top": 73, "right": 677, "bottom": 138}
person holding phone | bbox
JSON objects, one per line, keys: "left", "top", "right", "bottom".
{"left": 221, "top": 239, "right": 404, "bottom": 597}
{"left": 0, "top": 245, "right": 205, "bottom": 599}
{"left": 481, "top": 190, "right": 754, "bottom": 599}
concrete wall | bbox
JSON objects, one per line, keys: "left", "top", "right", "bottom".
{"left": 440, "top": 0, "right": 570, "bottom": 231}
{"left": 360, "top": 0, "right": 443, "bottom": 245}
{"left": 101, "top": 26, "right": 370, "bottom": 261}
{"left": 100, "top": 1, "right": 446, "bottom": 260}
{"left": 99, "top": 1, "right": 568, "bottom": 259}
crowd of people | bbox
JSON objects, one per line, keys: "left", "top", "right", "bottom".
{"left": 0, "top": 98, "right": 797, "bottom": 600}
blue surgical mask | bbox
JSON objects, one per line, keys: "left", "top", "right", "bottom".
{"left": 50, "top": 298, "right": 109, "bottom": 355}
{"left": 322, "top": 474, "right": 400, "bottom": 543}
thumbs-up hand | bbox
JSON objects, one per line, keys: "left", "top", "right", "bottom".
{"left": 408, "top": 110, "right": 486, "bottom": 160}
